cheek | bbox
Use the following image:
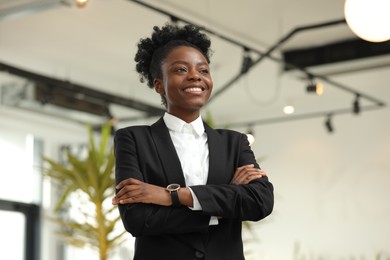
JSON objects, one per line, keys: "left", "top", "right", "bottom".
{"left": 163, "top": 79, "right": 177, "bottom": 98}
{"left": 206, "top": 77, "right": 213, "bottom": 88}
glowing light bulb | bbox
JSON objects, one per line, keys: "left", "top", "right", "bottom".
{"left": 345, "top": 0, "right": 390, "bottom": 42}
{"left": 246, "top": 133, "right": 255, "bottom": 145}
{"left": 283, "top": 105, "right": 295, "bottom": 114}
{"left": 76, "top": 0, "right": 89, "bottom": 8}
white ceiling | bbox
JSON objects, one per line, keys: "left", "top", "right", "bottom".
{"left": 0, "top": 0, "right": 389, "bottom": 129}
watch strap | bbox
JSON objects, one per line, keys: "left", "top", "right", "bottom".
{"left": 170, "top": 190, "right": 181, "bottom": 207}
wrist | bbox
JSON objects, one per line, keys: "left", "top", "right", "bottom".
{"left": 166, "top": 184, "right": 181, "bottom": 207}
{"left": 178, "top": 187, "right": 193, "bottom": 208}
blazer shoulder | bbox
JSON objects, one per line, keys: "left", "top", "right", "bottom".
{"left": 114, "top": 125, "right": 151, "bottom": 138}
{"left": 209, "top": 127, "right": 245, "bottom": 139}
{"left": 214, "top": 128, "right": 242, "bottom": 135}
{"left": 116, "top": 125, "right": 150, "bottom": 132}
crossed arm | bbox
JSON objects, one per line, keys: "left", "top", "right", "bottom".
{"left": 112, "top": 164, "right": 267, "bottom": 207}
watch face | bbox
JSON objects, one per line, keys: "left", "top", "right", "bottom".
{"left": 167, "top": 183, "right": 180, "bottom": 191}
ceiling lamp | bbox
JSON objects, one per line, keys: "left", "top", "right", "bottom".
{"left": 283, "top": 105, "right": 295, "bottom": 114}
{"left": 344, "top": 0, "right": 390, "bottom": 42}
{"left": 306, "top": 82, "right": 324, "bottom": 95}
{"left": 325, "top": 114, "right": 334, "bottom": 133}
{"left": 76, "top": 0, "right": 90, "bottom": 8}
{"left": 240, "top": 48, "right": 253, "bottom": 74}
{"left": 353, "top": 94, "right": 361, "bottom": 114}
{"left": 306, "top": 77, "right": 324, "bottom": 96}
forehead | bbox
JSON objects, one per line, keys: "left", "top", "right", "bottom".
{"left": 163, "top": 46, "right": 208, "bottom": 64}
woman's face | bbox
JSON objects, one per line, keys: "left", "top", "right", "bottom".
{"left": 154, "top": 46, "right": 213, "bottom": 119}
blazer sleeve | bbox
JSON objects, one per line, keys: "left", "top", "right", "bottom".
{"left": 114, "top": 127, "right": 210, "bottom": 237}
{"left": 190, "top": 132, "right": 274, "bottom": 221}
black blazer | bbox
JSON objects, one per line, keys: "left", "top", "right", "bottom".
{"left": 114, "top": 117, "right": 274, "bottom": 260}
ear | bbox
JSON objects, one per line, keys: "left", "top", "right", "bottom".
{"left": 154, "top": 79, "right": 165, "bottom": 95}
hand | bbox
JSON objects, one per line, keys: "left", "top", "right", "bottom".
{"left": 230, "top": 164, "right": 267, "bottom": 185}
{"left": 112, "top": 178, "right": 170, "bottom": 206}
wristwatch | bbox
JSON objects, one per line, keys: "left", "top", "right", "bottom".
{"left": 166, "top": 183, "right": 181, "bottom": 207}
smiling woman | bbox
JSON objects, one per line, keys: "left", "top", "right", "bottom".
{"left": 112, "top": 23, "right": 274, "bottom": 260}
{"left": 154, "top": 45, "right": 213, "bottom": 122}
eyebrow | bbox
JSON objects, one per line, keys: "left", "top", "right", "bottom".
{"left": 169, "top": 60, "right": 209, "bottom": 67}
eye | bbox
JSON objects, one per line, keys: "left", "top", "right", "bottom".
{"left": 174, "top": 67, "right": 187, "bottom": 73}
{"left": 199, "top": 68, "right": 209, "bottom": 74}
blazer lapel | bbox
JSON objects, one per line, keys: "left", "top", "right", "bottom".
{"left": 151, "top": 118, "right": 186, "bottom": 186}
{"left": 204, "top": 123, "right": 229, "bottom": 185}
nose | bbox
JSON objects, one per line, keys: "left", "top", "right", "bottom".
{"left": 188, "top": 69, "right": 201, "bottom": 81}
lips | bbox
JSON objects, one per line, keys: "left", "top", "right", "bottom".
{"left": 183, "top": 87, "right": 206, "bottom": 93}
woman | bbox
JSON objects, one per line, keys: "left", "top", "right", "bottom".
{"left": 112, "top": 24, "right": 274, "bottom": 260}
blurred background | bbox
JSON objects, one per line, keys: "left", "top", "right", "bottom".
{"left": 0, "top": 0, "right": 389, "bottom": 259}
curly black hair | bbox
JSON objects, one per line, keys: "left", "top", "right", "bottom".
{"left": 134, "top": 23, "right": 212, "bottom": 106}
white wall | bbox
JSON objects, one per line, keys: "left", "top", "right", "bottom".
{"left": 245, "top": 107, "right": 390, "bottom": 259}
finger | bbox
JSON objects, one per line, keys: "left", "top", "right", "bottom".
{"left": 259, "top": 170, "right": 267, "bottom": 176}
{"left": 246, "top": 172, "right": 263, "bottom": 179}
{"left": 235, "top": 164, "right": 255, "bottom": 173}
{"left": 232, "top": 164, "right": 255, "bottom": 182}
{"left": 116, "top": 178, "right": 140, "bottom": 190}
{"left": 116, "top": 179, "right": 130, "bottom": 190}
{"left": 231, "top": 172, "right": 250, "bottom": 184}
{"left": 115, "top": 178, "right": 142, "bottom": 190}
{"left": 118, "top": 197, "right": 137, "bottom": 204}
{"left": 242, "top": 168, "right": 265, "bottom": 176}
{"left": 117, "top": 189, "right": 144, "bottom": 203}
{"left": 112, "top": 196, "right": 118, "bottom": 205}
{"left": 245, "top": 172, "right": 265, "bottom": 182}
{"left": 115, "top": 183, "right": 140, "bottom": 198}
{"left": 231, "top": 169, "right": 265, "bottom": 185}
{"left": 119, "top": 192, "right": 152, "bottom": 204}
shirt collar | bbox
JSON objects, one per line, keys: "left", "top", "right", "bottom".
{"left": 163, "top": 112, "right": 205, "bottom": 137}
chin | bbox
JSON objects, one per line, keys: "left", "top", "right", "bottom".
{"left": 187, "top": 102, "right": 206, "bottom": 110}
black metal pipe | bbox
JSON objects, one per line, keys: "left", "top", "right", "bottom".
{"left": 126, "top": 1, "right": 385, "bottom": 109}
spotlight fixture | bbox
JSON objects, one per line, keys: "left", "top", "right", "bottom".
{"left": 324, "top": 114, "right": 334, "bottom": 133}
{"left": 241, "top": 48, "right": 253, "bottom": 74}
{"left": 170, "top": 15, "right": 179, "bottom": 25}
{"left": 306, "top": 77, "right": 324, "bottom": 96}
{"left": 353, "top": 94, "right": 361, "bottom": 114}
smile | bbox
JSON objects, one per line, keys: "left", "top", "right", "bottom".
{"left": 183, "top": 87, "right": 205, "bottom": 93}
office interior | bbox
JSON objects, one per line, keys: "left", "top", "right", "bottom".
{"left": 1, "top": 0, "right": 389, "bottom": 259}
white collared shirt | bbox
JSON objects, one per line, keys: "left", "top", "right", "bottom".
{"left": 163, "top": 113, "right": 218, "bottom": 225}
{"left": 163, "top": 112, "right": 209, "bottom": 188}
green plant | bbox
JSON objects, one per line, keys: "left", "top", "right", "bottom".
{"left": 43, "top": 123, "right": 125, "bottom": 260}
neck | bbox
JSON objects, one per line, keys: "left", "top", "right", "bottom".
{"left": 167, "top": 110, "right": 200, "bottom": 123}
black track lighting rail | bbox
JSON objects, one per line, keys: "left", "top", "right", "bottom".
{"left": 128, "top": 1, "right": 383, "bottom": 102}
{"left": 127, "top": 0, "right": 386, "bottom": 133}
{"left": 221, "top": 104, "right": 382, "bottom": 129}
{"left": 209, "top": 19, "right": 349, "bottom": 102}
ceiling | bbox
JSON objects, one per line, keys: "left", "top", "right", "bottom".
{"left": 0, "top": 0, "right": 389, "bottom": 130}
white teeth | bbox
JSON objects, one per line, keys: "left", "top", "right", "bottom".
{"left": 184, "top": 87, "right": 203, "bottom": 93}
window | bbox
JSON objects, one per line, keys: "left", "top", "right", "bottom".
{"left": 0, "top": 129, "right": 42, "bottom": 260}
{"left": 0, "top": 210, "right": 25, "bottom": 260}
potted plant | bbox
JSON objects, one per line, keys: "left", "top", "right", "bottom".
{"left": 43, "top": 122, "right": 126, "bottom": 260}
